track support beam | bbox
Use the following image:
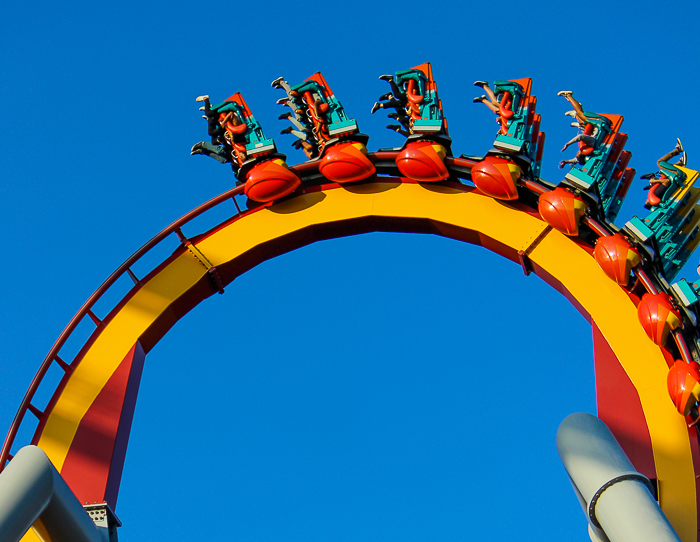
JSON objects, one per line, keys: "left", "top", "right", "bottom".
{"left": 557, "top": 412, "right": 680, "bottom": 542}
{"left": 0, "top": 445, "right": 108, "bottom": 542}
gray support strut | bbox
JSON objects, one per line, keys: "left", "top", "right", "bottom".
{"left": 0, "top": 445, "right": 104, "bottom": 542}
{"left": 557, "top": 412, "right": 681, "bottom": 542}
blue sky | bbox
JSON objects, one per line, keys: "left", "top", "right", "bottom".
{"left": 2, "top": 0, "right": 700, "bottom": 540}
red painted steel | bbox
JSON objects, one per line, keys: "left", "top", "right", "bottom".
{"left": 59, "top": 342, "right": 145, "bottom": 507}
{"left": 593, "top": 322, "right": 657, "bottom": 479}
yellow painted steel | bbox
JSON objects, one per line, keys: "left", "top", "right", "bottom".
{"left": 28, "top": 182, "right": 697, "bottom": 542}
{"left": 185, "top": 242, "right": 215, "bottom": 269}
{"left": 22, "top": 524, "right": 46, "bottom": 542}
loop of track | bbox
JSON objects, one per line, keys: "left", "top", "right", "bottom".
{"left": 3, "top": 151, "right": 698, "bottom": 541}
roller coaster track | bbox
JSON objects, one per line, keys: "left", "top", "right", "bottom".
{"left": 1, "top": 152, "right": 500, "bottom": 472}
{"left": 3, "top": 150, "right": 700, "bottom": 542}
{"left": 0, "top": 182, "right": 247, "bottom": 468}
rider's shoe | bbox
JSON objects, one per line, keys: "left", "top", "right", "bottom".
{"left": 379, "top": 74, "right": 394, "bottom": 81}
{"left": 387, "top": 125, "right": 408, "bottom": 137}
{"left": 473, "top": 95, "right": 486, "bottom": 103}
{"left": 195, "top": 95, "right": 209, "bottom": 102}
{"left": 371, "top": 102, "right": 382, "bottom": 114}
{"left": 675, "top": 138, "right": 687, "bottom": 166}
{"left": 557, "top": 90, "right": 573, "bottom": 97}
{"left": 473, "top": 80, "right": 488, "bottom": 87}
{"left": 271, "top": 77, "right": 284, "bottom": 88}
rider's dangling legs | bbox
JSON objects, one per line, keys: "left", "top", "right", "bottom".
{"left": 658, "top": 139, "right": 687, "bottom": 184}
{"left": 557, "top": 90, "right": 588, "bottom": 125}
{"left": 473, "top": 81, "right": 500, "bottom": 113}
{"left": 561, "top": 133, "right": 596, "bottom": 153}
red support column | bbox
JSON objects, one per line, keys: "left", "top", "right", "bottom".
{"left": 59, "top": 342, "right": 145, "bottom": 508}
{"left": 592, "top": 322, "right": 656, "bottom": 479}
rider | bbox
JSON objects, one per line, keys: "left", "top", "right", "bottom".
{"left": 556, "top": 90, "right": 600, "bottom": 169}
{"left": 372, "top": 74, "right": 425, "bottom": 136}
{"left": 191, "top": 95, "right": 231, "bottom": 165}
{"left": 473, "top": 80, "right": 501, "bottom": 114}
{"left": 473, "top": 80, "right": 518, "bottom": 136}
{"left": 190, "top": 95, "right": 248, "bottom": 170}
{"left": 641, "top": 139, "right": 687, "bottom": 208}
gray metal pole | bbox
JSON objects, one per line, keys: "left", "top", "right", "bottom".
{"left": 0, "top": 446, "right": 105, "bottom": 542}
{"left": 557, "top": 412, "right": 681, "bottom": 542}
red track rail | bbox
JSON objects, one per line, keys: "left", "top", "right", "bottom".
{"left": 0, "top": 184, "right": 247, "bottom": 471}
